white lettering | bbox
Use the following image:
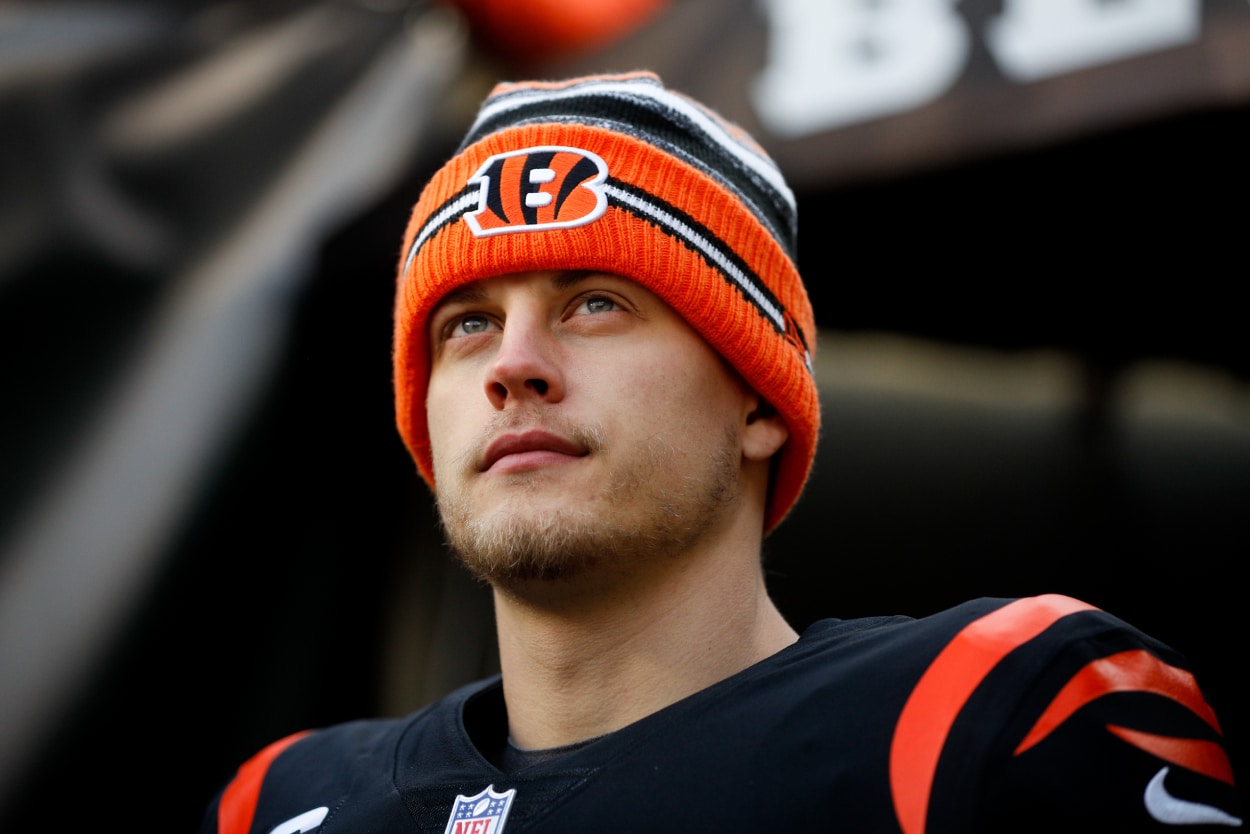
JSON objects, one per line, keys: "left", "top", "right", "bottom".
{"left": 986, "top": 0, "right": 1200, "bottom": 82}
{"left": 752, "top": 0, "right": 969, "bottom": 137}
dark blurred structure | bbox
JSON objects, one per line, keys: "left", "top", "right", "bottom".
{"left": 1, "top": 1, "right": 1247, "bottom": 830}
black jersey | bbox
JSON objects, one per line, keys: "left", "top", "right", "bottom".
{"left": 201, "top": 595, "right": 1242, "bottom": 833}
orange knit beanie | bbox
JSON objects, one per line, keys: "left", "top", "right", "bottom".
{"left": 394, "top": 71, "right": 819, "bottom": 533}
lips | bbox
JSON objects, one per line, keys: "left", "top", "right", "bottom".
{"left": 479, "top": 430, "right": 589, "bottom": 472}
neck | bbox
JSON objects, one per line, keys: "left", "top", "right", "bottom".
{"left": 491, "top": 523, "right": 797, "bottom": 750}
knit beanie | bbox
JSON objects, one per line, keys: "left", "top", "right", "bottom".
{"left": 394, "top": 71, "right": 818, "bottom": 534}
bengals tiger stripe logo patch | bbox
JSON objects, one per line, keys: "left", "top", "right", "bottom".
{"left": 464, "top": 146, "right": 609, "bottom": 236}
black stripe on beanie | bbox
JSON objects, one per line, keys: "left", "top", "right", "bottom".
{"left": 401, "top": 185, "right": 477, "bottom": 278}
{"left": 602, "top": 178, "right": 790, "bottom": 338}
{"left": 462, "top": 87, "right": 798, "bottom": 263}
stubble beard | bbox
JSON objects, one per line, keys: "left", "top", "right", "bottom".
{"left": 435, "top": 421, "right": 740, "bottom": 588}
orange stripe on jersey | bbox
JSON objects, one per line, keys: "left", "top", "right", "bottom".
{"left": 217, "top": 731, "right": 311, "bottom": 834}
{"left": 889, "top": 595, "right": 1095, "bottom": 834}
{"left": 1108, "top": 726, "right": 1235, "bottom": 785}
{"left": 1014, "top": 649, "right": 1221, "bottom": 755}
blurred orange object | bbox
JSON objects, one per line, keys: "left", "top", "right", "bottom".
{"left": 446, "top": 0, "right": 669, "bottom": 63}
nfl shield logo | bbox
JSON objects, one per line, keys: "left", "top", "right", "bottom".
{"left": 442, "top": 785, "right": 517, "bottom": 834}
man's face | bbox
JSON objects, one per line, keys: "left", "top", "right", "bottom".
{"left": 425, "top": 270, "right": 758, "bottom": 588}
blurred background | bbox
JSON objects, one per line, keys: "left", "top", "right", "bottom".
{"left": 1, "top": 0, "right": 1247, "bottom": 829}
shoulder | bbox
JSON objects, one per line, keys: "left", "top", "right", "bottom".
{"left": 901, "top": 593, "right": 1205, "bottom": 724}
{"left": 202, "top": 678, "right": 498, "bottom": 834}
{"left": 791, "top": 595, "right": 1241, "bottom": 831}
{"left": 202, "top": 717, "right": 409, "bottom": 834}
{"left": 896, "top": 595, "right": 1242, "bottom": 832}
{"left": 794, "top": 594, "right": 1146, "bottom": 671}
{"left": 802, "top": 594, "right": 1178, "bottom": 663}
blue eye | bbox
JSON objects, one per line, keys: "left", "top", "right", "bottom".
{"left": 581, "top": 296, "right": 617, "bottom": 314}
{"left": 454, "top": 315, "right": 494, "bottom": 336}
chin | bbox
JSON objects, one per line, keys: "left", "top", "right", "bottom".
{"left": 447, "top": 505, "right": 610, "bottom": 585}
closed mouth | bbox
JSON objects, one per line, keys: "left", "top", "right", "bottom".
{"left": 480, "top": 430, "right": 589, "bottom": 472}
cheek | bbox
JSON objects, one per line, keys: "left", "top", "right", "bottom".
{"left": 426, "top": 374, "right": 476, "bottom": 467}
{"left": 620, "top": 345, "right": 745, "bottom": 432}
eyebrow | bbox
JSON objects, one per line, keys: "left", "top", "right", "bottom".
{"left": 435, "top": 283, "right": 487, "bottom": 309}
{"left": 434, "top": 270, "right": 600, "bottom": 310}
{"left": 552, "top": 269, "right": 597, "bottom": 289}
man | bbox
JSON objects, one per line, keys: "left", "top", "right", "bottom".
{"left": 201, "top": 72, "right": 1241, "bottom": 833}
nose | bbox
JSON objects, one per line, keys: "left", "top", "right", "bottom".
{"left": 484, "top": 314, "right": 565, "bottom": 410}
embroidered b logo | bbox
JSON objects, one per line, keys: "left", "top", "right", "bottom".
{"left": 464, "top": 146, "right": 608, "bottom": 236}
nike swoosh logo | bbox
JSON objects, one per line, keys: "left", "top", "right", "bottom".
{"left": 269, "top": 806, "right": 329, "bottom": 834}
{"left": 1145, "top": 767, "right": 1242, "bottom": 827}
